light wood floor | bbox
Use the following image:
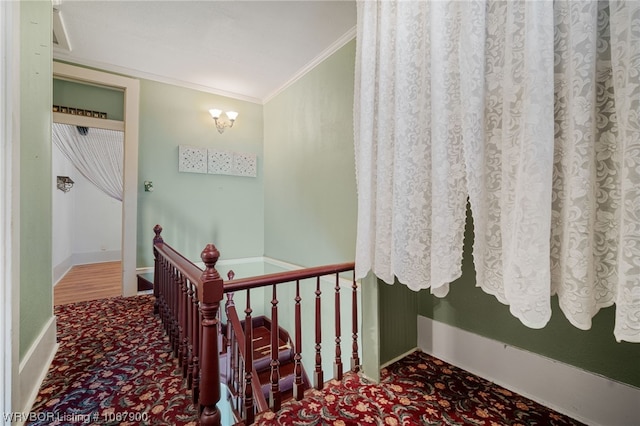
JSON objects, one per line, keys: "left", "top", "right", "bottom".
{"left": 54, "top": 261, "right": 122, "bottom": 306}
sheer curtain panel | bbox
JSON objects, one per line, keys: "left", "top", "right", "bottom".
{"left": 52, "top": 123, "right": 124, "bottom": 202}
{"left": 353, "top": 0, "right": 640, "bottom": 342}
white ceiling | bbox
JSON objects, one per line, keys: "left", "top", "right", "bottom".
{"left": 53, "top": 1, "right": 357, "bottom": 104}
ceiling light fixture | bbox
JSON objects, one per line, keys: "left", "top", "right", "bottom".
{"left": 209, "top": 109, "right": 238, "bottom": 134}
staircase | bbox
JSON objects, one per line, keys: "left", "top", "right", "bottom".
{"left": 151, "top": 227, "right": 359, "bottom": 425}
{"left": 137, "top": 272, "right": 154, "bottom": 291}
{"left": 222, "top": 316, "right": 310, "bottom": 409}
{"left": 138, "top": 271, "right": 310, "bottom": 404}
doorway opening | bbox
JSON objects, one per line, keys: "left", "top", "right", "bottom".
{"left": 52, "top": 62, "right": 140, "bottom": 301}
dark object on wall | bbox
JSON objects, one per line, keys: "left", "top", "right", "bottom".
{"left": 56, "top": 176, "right": 74, "bottom": 193}
{"left": 53, "top": 104, "right": 108, "bottom": 119}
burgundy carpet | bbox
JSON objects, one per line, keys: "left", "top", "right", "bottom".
{"left": 29, "top": 295, "right": 197, "bottom": 425}
{"left": 30, "top": 295, "right": 582, "bottom": 425}
{"left": 257, "top": 351, "right": 584, "bottom": 426}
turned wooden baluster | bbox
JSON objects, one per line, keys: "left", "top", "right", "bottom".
{"left": 166, "top": 263, "right": 172, "bottom": 329}
{"left": 176, "top": 269, "right": 183, "bottom": 358}
{"left": 314, "top": 276, "right": 323, "bottom": 390}
{"left": 293, "top": 280, "right": 304, "bottom": 400}
{"left": 186, "top": 280, "right": 195, "bottom": 390}
{"left": 174, "top": 270, "right": 180, "bottom": 360}
{"left": 334, "top": 273, "right": 343, "bottom": 380}
{"left": 152, "top": 225, "right": 163, "bottom": 315}
{"left": 157, "top": 252, "right": 165, "bottom": 325}
{"left": 351, "top": 272, "right": 360, "bottom": 371}
{"left": 244, "top": 289, "right": 255, "bottom": 424}
{"left": 198, "top": 244, "right": 224, "bottom": 426}
{"left": 270, "top": 284, "right": 281, "bottom": 411}
{"left": 176, "top": 269, "right": 183, "bottom": 357}
{"left": 161, "top": 258, "right": 169, "bottom": 332}
{"left": 224, "top": 275, "right": 238, "bottom": 410}
{"left": 180, "top": 273, "right": 189, "bottom": 376}
{"left": 225, "top": 293, "right": 237, "bottom": 395}
{"left": 234, "top": 346, "right": 241, "bottom": 413}
{"left": 191, "top": 284, "right": 201, "bottom": 404}
{"left": 172, "top": 267, "right": 181, "bottom": 358}
{"left": 168, "top": 263, "right": 174, "bottom": 343}
{"left": 175, "top": 271, "right": 183, "bottom": 361}
{"left": 161, "top": 257, "right": 168, "bottom": 326}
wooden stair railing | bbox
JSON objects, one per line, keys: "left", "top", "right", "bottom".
{"left": 222, "top": 310, "right": 312, "bottom": 424}
{"left": 152, "top": 225, "right": 360, "bottom": 426}
{"left": 153, "top": 225, "right": 224, "bottom": 426}
{"left": 224, "top": 303, "right": 269, "bottom": 423}
{"left": 222, "top": 262, "right": 359, "bottom": 422}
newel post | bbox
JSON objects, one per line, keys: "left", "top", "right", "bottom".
{"left": 198, "top": 244, "right": 224, "bottom": 426}
{"left": 152, "top": 224, "right": 163, "bottom": 314}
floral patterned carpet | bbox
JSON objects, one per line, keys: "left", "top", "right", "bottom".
{"left": 30, "top": 295, "right": 582, "bottom": 425}
{"left": 257, "top": 351, "right": 583, "bottom": 426}
{"left": 29, "top": 295, "right": 197, "bottom": 426}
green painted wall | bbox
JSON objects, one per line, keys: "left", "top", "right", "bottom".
{"left": 50, "top": 66, "right": 263, "bottom": 266}
{"left": 263, "top": 40, "right": 357, "bottom": 267}
{"left": 50, "top": 25, "right": 638, "bottom": 391}
{"left": 378, "top": 279, "right": 419, "bottom": 365}
{"left": 262, "top": 40, "right": 359, "bottom": 379}
{"left": 418, "top": 206, "right": 640, "bottom": 388}
{"left": 137, "top": 80, "right": 264, "bottom": 266}
{"left": 20, "top": 0, "right": 53, "bottom": 359}
{"left": 53, "top": 78, "right": 124, "bottom": 121}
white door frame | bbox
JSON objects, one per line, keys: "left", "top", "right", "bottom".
{"left": 52, "top": 62, "right": 140, "bottom": 297}
{"left": 1, "top": 0, "right": 19, "bottom": 417}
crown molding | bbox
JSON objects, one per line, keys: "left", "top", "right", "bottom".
{"left": 53, "top": 25, "right": 357, "bottom": 106}
{"left": 262, "top": 26, "right": 357, "bottom": 104}
{"left": 52, "top": 53, "right": 263, "bottom": 104}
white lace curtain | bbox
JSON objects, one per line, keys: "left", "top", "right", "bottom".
{"left": 354, "top": 0, "right": 639, "bottom": 343}
{"left": 52, "top": 123, "right": 124, "bottom": 201}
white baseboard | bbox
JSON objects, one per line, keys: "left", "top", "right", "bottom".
{"left": 71, "top": 250, "right": 121, "bottom": 266}
{"left": 136, "top": 266, "right": 153, "bottom": 275}
{"left": 52, "top": 256, "right": 72, "bottom": 286}
{"left": 417, "top": 315, "right": 639, "bottom": 426}
{"left": 18, "top": 315, "right": 58, "bottom": 422}
{"left": 54, "top": 251, "right": 122, "bottom": 287}
{"left": 380, "top": 347, "right": 418, "bottom": 370}
{"left": 217, "top": 256, "right": 265, "bottom": 266}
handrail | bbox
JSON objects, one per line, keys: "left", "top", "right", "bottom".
{"left": 153, "top": 225, "right": 224, "bottom": 426}
{"left": 154, "top": 239, "right": 203, "bottom": 284}
{"left": 152, "top": 224, "right": 360, "bottom": 426}
{"left": 224, "top": 262, "right": 355, "bottom": 292}
{"left": 226, "top": 304, "right": 270, "bottom": 414}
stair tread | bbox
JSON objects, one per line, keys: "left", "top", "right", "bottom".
{"left": 249, "top": 326, "right": 292, "bottom": 368}
{"left": 223, "top": 315, "right": 311, "bottom": 414}
{"left": 257, "top": 359, "right": 297, "bottom": 385}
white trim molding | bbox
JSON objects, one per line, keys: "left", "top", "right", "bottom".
{"left": 1, "top": 0, "right": 20, "bottom": 418}
{"left": 54, "top": 251, "right": 123, "bottom": 285}
{"left": 380, "top": 347, "right": 419, "bottom": 370}
{"left": 52, "top": 54, "right": 262, "bottom": 105}
{"left": 52, "top": 256, "right": 73, "bottom": 286}
{"left": 53, "top": 62, "right": 140, "bottom": 298}
{"left": 417, "top": 315, "right": 640, "bottom": 426}
{"left": 18, "top": 317, "right": 58, "bottom": 419}
{"left": 52, "top": 111, "right": 124, "bottom": 132}
{"left": 71, "top": 250, "right": 122, "bottom": 267}
{"left": 263, "top": 26, "right": 356, "bottom": 104}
